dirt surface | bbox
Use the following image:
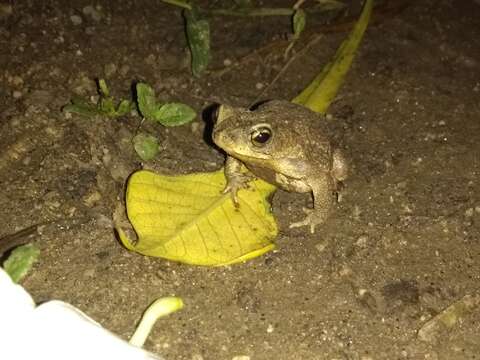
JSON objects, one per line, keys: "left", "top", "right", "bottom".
{"left": 1, "top": 0, "right": 480, "bottom": 359}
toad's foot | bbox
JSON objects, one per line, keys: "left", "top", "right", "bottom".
{"left": 223, "top": 172, "right": 254, "bottom": 205}
{"left": 289, "top": 207, "right": 328, "bottom": 234}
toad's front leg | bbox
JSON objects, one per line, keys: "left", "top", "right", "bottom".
{"left": 223, "top": 156, "right": 254, "bottom": 205}
{"left": 289, "top": 174, "right": 335, "bottom": 233}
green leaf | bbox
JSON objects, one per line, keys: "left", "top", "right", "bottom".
{"left": 153, "top": 103, "right": 196, "bottom": 126}
{"left": 64, "top": 80, "right": 133, "bottom": 118}
{"left": 3, "top": 244, "right": 40, "bottom": 283}
{"left": 136, "top": 83, "right": 159, "bottom": 120}
{"left": 98, "top": 78, "right": 110, "bottom": 97}
{"left": 293, "top": 9, "right": 306, "bottom": 39}
{"left": 63, "top": 97, "right": 102, "bottom": 117}
{"left": 99, "top": 96, "right": 116, "bottom": 116}
{"left": 133, "top": 133, "right": 160, "bottom": 161}
{"left": 184, "top": 7, "right": 211, "bottom": 77}
{"left": 116, "top": 99, "right": 134, "bottom": 116}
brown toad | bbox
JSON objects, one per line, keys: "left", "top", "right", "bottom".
{"left": 212, "top": 100, "right": 348, "bottom": 233}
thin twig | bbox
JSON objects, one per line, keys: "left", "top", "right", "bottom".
{"left": 0, "top": 223, "right": 45, "bottom": 255}
{"left": 250, "top": 34, "right": 323, "bottom": 106}
{"left": 210, "top": 0, "right": 411, "bottom": 78}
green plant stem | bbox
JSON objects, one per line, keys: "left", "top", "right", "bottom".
{"left": 160, "top": 1, "right": 343, "bottom": 17}
{"left": 207, "top": 7, "right": 294, "bottom": 17}
{"left": 160, "top": 0, "right": 192, "bottom": 10}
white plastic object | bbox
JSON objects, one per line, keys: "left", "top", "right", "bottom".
{"left": 0, "top": 268, "right": 163, "bottom": 360}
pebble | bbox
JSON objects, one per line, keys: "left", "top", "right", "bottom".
{"left": 119, "top": 64, "right": 130, "bottom": 76}
{"left": 70, "top": 15, "right": 83, "bottom": 26}
{"left": 315, "top": 241, "right": 327, "bottom": 253}
{"left": 104, "top": 63, "right": 117, "bottom": 77}
{"left": 10, "top": 75, "right": 24, "bottom": 87}
{"left": 355, "top": 235, "right": 368, "bottom": 247}
{"left": 83, "top": 5, "right": 103, "bottom": 22}
{"left": 83, "top": 190, "right": 102, "bottom": 207}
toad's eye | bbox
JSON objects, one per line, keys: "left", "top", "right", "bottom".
{"left": 250, "top": 125, "right": 272, "bottom": 147}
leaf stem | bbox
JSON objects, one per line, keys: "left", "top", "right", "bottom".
{"left": 129, "top": 297, "right": 184, "bottom": 347}
{"left": 160, "top": 0, "right": 192, "bottom": 10}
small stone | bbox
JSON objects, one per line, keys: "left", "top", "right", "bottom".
{"left": 70, "top": 15, "right": 83, "bottom": 26}
{"left": 13, "top": 90, "right": 23, "bottom": 99}
{"left": 255, "top": 82, "right": 264, "bottom": 90}
{"left": 104, "top": 63, "right": 117, "bottom": 77}
{"left": 266, "top": 324, "right": 274, "bottom": 333}
{"left": 119, "top": 64, "right": 130, "bottom": 76}
{"left": 83, "top": 269, "right": 95, "bottom": 278}
{"left": 223, "top": 58, "right": 232, "bottom": 66}
{"left": 85, "top": 26, "right": 96, "bottom": 35}
{"left": 11, "top": 75, "right": 24, "bottom": 87}
{"left": 232, "top": 356, "right": 250, "bottom": 360}
{"left": 190, "top": 121, "right": 200, "bottom": 134}
{"left": 355, "top": 235, "right": 368, "bottom": 247}
{"left": 83, "top": 190, "right": 102, "bottom": 207}
{"left": 145, "top": 54, "right": 156, "bottom": 66}
{"left": 83, "top": 5, "right": 103, "bottom": 22}
{"left": 22, "top": 156, "right": 31, "bottom": 165}
{"left": 315, "top": 241, "right": 327, "bottom": 253}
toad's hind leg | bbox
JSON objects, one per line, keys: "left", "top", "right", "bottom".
{"left": 289, "top": 174, "right": 334, "bottom": 233}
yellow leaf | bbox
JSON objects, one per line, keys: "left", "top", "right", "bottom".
{"left": 293, "top": 0, "right": 374, "bottom": 113}
{"left": 118, "top": 170, "right": 277, "bottom": 266}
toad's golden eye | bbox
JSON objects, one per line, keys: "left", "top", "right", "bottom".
{"left": 250, "top": 125, "right": 272, "bottom": 147}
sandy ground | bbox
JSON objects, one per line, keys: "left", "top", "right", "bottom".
{"left": 1, "top": 1, "right": 479, "bottom": 359}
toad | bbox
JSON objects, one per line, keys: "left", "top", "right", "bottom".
{"left": 212, "top": 100, "right": 348, "bottom": 233}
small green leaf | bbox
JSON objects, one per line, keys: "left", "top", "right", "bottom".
{"left": 63, "top": 97, "right": 101, "bottom": 117}
{"left": 3, "top": 244, "right": 40, "bottom": 283}
{"left": 133, "top": 133, "right": 160, "bottom": 161}
{"left": 116, "top": 99, "right": 134, "bottom": 116}
{"left": 98, "top": 78, "right": 110, "bottom": 97}
{"left": 293, "top": 9, "right": 306, "bottom": 39}
{"left": 99, "top": 96, "right": 116, "bottom": 116}
{"left": 136, "top": 83, "right": 159, "bottom": 120}
{"left": 153, "top": 103, "right": 196, "bottom": 126}
{"left": 184, "top": 8, "right": 211, "bottom": 77}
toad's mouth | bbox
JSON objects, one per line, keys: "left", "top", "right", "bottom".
{"left": 212, "top": 132, "right": 272, "bottom": 161}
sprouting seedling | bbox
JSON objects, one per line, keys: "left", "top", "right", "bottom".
{"left": 132, "top": 133, "right": 160, "bottom": 161}
{"left": 63, "top": 79, "right": 134, "bottom": 118}
{"left": 129, "top": 296, "right": 184, "bottom": 347}
{"left": 136, "top": 83, "right": 196, "bottom": 126}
